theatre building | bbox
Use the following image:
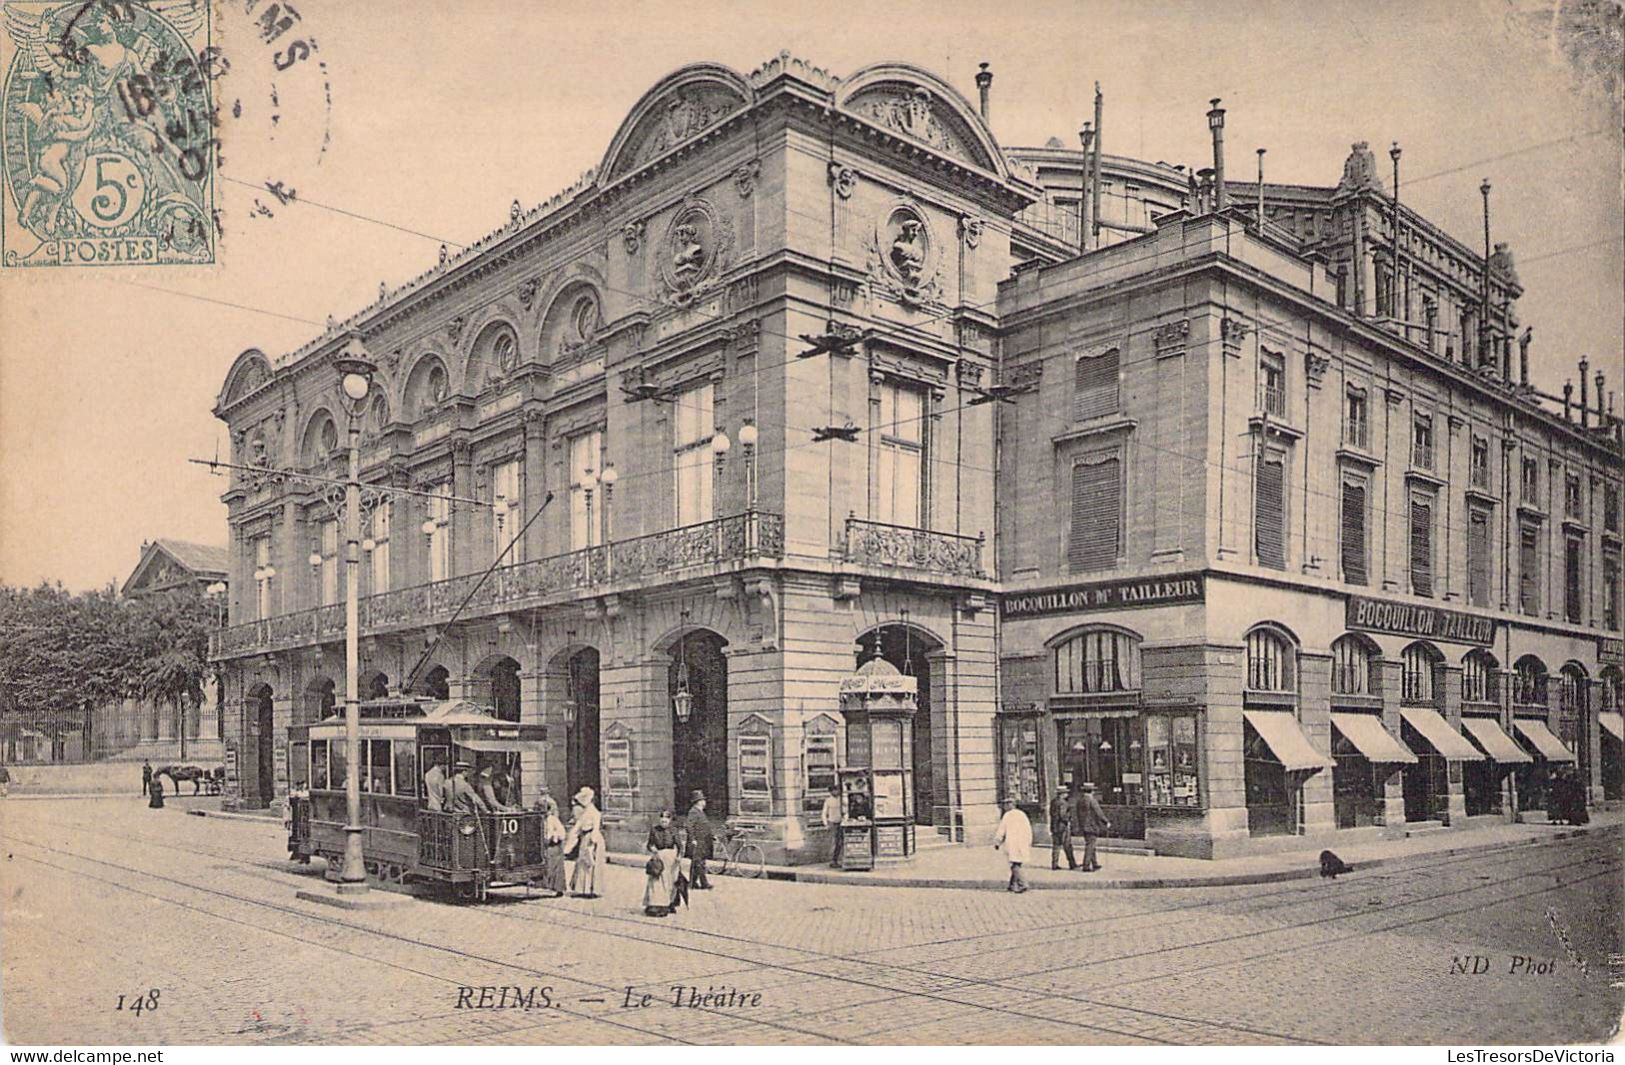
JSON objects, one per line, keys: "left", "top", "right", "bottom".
{"left": 995, "top": 136, "right": 1623, "bottom": 858}
{"left": 209, "top": 55, "right": 1044, "bottom": 860}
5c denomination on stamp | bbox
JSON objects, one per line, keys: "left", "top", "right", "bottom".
{"left": 2, "top": 0, "right": 216, "bottom": 267}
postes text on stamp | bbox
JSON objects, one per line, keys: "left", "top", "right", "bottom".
{"left": 2, "top": 0, "right": 216, "bottom": 267}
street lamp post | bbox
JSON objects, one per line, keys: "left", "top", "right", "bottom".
{"left": 332, "top": 347, "right": 377, "bottom": 895}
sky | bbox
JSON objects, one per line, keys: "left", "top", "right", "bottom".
{"left": 1, "top": 0, "right": 1620, "bottom": 592}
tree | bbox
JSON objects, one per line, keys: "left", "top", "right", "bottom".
{"left": 132, "top": 587, "right": 214, "bottom": 758}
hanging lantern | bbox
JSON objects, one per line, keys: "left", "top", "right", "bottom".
{"left": 672, "top": 619, "right": 694, "bottom": 723}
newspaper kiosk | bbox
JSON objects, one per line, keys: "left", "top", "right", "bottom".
{"left": 838, "top": 658, "right": 918, "bottom": 864}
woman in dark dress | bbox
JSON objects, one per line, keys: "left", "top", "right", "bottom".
{"left": 643, "top": 810, "right": 679, "bottom": 916}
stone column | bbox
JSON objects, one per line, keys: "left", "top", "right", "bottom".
{"left": 1499, "top": 668, "right": 1521, "bottom": 821}
{"left": 1298, "top": 651, "right": 1336, "bottom": 835}
{"left": 1189, "top": 644, "right": 1248, "bottom": 859}
{"left": 517, "top": 661, "right": 554, "bottom": 807}
{"left": 1378, "top": 658, "right": 1408, "bottom": 827}
{"left": 1439, "top": 662, "right": 1467, "bottom": 823}
{"left": 597, "top": 654, "right": 671, "bottom": 851}
{"left": 451, "top": 439, "right": 475, "bottom": 578}
{"left": 522, "top": 411, "right": 548, "bottom": 561}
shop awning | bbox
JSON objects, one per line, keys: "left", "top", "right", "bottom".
{"left": 1461, "top": 717, "right": 1533, "bottom": 764}
{"left": 1400, "top": 707, "right": 1485, "bottom": 760}
{"left": 1330, "top": 712, "right": 1418, "bottom": 764}
{"left": 1513, "top": 718, "right": 1576, "bottom": 762}
{"left": 1600, "top": 713, "right": 1624, "bottom": 742}
{"left": 1243, "top": 710, "right": 1334, "bottom": 771}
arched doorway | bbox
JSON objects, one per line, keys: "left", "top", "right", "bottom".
{"left": 302, "top": 676, "right": 335, "bottom": 725}
{"left": 422, "top": 665, "right": 451, "bottom": 701}
{"left": 565, "top": 647, "right": 601, "bottom": 800}
{"left": 247, "top": 683, "right": 274, "bottom": 807}
{"left": 670, "top": 629, "right": 728, "bottom": 815}
{"left": 363, "top": 672, "right": 390, "bottom": 700}
{"left": 490, "top": 657, "right": 521, "bottom": 722}
{"left": 857, "top": 622, "right": 944, "bottom": 827}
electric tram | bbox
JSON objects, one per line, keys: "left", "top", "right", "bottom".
{"left": 285, "top": 697, "right": 551, "bottom": 900}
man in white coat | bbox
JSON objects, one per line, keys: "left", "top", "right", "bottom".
{"left": 992, "top": 797, "right": 1033, "bottom": 893}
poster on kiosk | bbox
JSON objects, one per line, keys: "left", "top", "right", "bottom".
{"left": 838, "top": 658, "right": 919, "bottom": 868}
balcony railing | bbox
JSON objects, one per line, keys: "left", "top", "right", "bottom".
{"left": 841, "top": 517, "right": 985, "bottom": 579}
{"left": 211, "top": 511, "right": 784, "bottom": 659}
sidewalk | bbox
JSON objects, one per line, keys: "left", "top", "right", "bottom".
{"left": 605, "top": 811, "right": 1622, "bottom": 890}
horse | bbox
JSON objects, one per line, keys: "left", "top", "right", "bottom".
{"left": 155, "top": 765, "right": 212, "bottom": 795}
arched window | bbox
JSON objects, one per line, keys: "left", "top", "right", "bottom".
{"left": 1245, "top": 626, "right": 1296, "bottom": 693}
{"left": 1602, "top": 667, "right": 1621, "bottom": 713}
{"left": 1462, "top": 650, "right": 1500, "bottom": 704}
{"left": 1054, "top": 628, "right": 1141, "bottom": 694}
{"left": 1513, "top": 655, "right": 1548, "bottom": 706}
{"left": 300, "top": 412, "right": 340, "bottom": 468}
{"left": 1330, "top": 634, "right": 1376, "bottom": 696}
{"left": 1401, "top": 641, "right": 1442, "bottom": 704}
{"left": 406, "top": 356, "right": 450, "bottom": 420}
{"left": 1560, "top": 663, "right": 1589, "bottom": 714}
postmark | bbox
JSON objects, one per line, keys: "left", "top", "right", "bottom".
{"left": 1, "top": 0, "right": 218, "bottom": 267}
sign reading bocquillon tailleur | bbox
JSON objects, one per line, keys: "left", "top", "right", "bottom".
{"left": 1001, "top": 573, "right": 1205, "bottom": 619}
{"left": 1346, "top": 595, "right": 1496, "bottom": 645}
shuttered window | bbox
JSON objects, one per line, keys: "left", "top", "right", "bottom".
{"left": 1069, "top": 457, "right": 1120, "bottom": 572}
{"left": 1409, "top": 498, "right": 1433, "bottom": 597}
{"left": 1467, "top": 508, "right": 1491, "bottom": 607}
{"left": 1519, "top": 524, "right": 1540, "bottom": 615}
{"left": 1340, "top": 481, "right": 1367, "bottom": 586}
{"left": 1255, "top": 455, "right": 1285, "bottom": 569}
{"left": 1073, "top": 350, "right": 1119, "bottom": 422}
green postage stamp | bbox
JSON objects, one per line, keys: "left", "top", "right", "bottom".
{"left": 2, "top": 0, "right": 216, "bottom": 267}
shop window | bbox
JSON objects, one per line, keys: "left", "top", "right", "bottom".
{"left": 998, "top": 715, "right": 1043, "bottom": 808}
{"left": 1144, "top": 714, "right": 1199, "bottom": 808}
{"left": 736, "top": 717, "right": 773, "bottom": 818}
{"left": 801, "top": 715, "right": 840, "bottom": 817}
{"left": 1462, "top": 650, "right": 1499, "bottom": 704}
{"left": 1054, "top": 628, "right": 1141, "bottom": 694}
{"left": 1601, "top": 668, "right": 1620, "bottom": 713}
{"left": 1245, "top": 627, "right": 1296, "bottom": 694}
{"left": 1401, "top": 642, "right": 1441, "bottom": 704}
{"left": 1330, "top": 635, "right": 1375, "bottom": 696}
{"left": 1073, "top": 348, "right": 1119, "bottom": 421}
{"left": 1514, "top": 656, "right": 1548, "bottom": 707}
{"left": 1560, "top": 664, "right": 1589, "bottom": 715}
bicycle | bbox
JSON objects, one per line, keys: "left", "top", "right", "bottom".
{"left": 712, "top": 822, "right": 768, "bottom": 879}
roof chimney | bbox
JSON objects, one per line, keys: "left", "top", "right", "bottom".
{"left": 1519, "top": 326, "right": 1531, "bottom": 387}
{"left": 975, "top": 63, "right": 993, "bottom": 124}
{"left": 1563, "top": 380, "right": 1574, "bottom": 421}
{"left": 1579, "top": 357, "right": 1591, "bottom": 428}
{"left": 1207, "top": 99, "right": 1227, "bottom": 209}
{"left": 1595, "top": 371, "right": 1606, "bottom": 427}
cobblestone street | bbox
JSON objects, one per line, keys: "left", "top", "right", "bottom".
{"left": 2, "top": 800, "right": 1620, "bottom": 1046}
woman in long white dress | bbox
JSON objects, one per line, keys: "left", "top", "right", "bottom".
{"left": 563, "top": 787, "right": 605, "bottom": 898}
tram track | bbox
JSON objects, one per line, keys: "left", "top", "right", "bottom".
{"left": 6, "top": 808, "right": 1617, "bottom": 1045}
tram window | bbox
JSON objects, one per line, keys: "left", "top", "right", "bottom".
{"left": 366, "top": 739, "right": 392, "bottom": 794}
{"left": 329, "top": 741, "right": 347, "bottom": 790}
{"left": 289, "top": 741, "right": 309, "bottom": 792}
{"left": 310, "top": 740, "right": 329, "bottom": 790}
{"left": 394, "top": 742, "right": 418, "bottom": 798}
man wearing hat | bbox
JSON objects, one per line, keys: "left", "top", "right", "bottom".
{"left": 1076, "top": 782, "right": 1111, "bottom": 872}
{"left": 447, "top": 761, "right": 491, "bottom": 816}
{"left": 1048, "top": 780, "right": 1077, "bottom": 870}
{"left": 684, "top": 790, "right": 714, "bottom": 889}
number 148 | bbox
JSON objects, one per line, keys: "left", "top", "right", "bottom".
{"left": 116, "top": 989, "right": 161, "bottom": 1013}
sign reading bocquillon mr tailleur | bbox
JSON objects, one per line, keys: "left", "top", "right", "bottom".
{"left": 1345, "top": 595, "right": 1497, "bottom": 645}
{"left": 1000, "top": 573, "right": 1205, "bottom": 619}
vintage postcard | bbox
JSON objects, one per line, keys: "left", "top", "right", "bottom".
{"left": 0, "top": 0, "right": 1621, "bottom": 1052}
